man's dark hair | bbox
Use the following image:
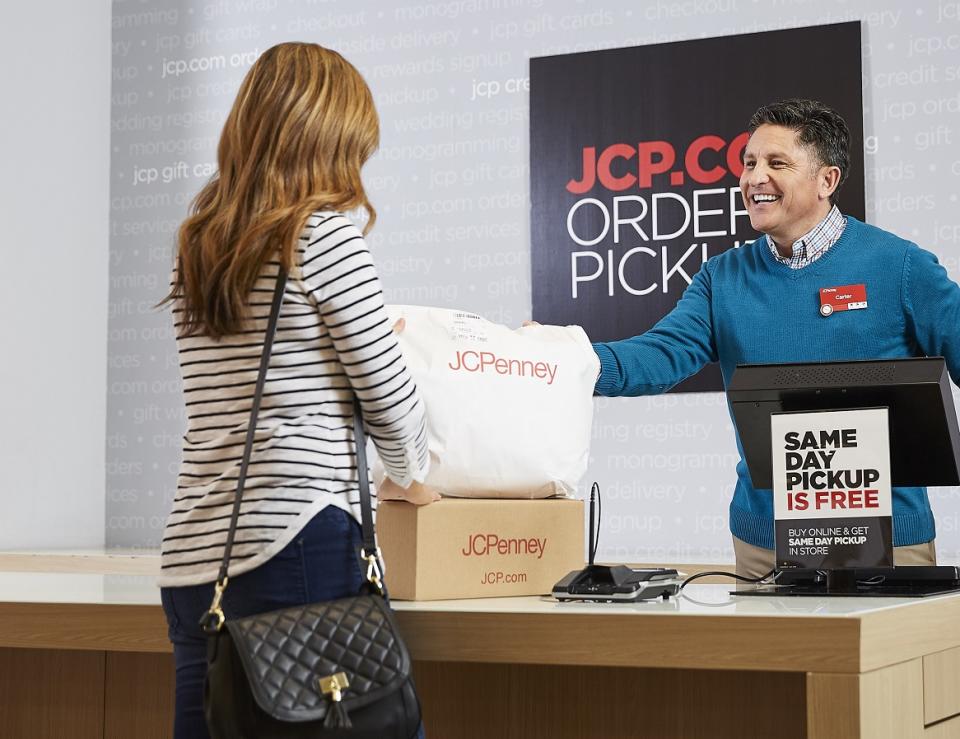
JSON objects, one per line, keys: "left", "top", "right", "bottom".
{"left": 748, "top": 99, "right": 850, "bottom": 205}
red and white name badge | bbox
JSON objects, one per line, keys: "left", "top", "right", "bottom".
{"left": 819, "top": 284, "right": 867, "bottom": 317}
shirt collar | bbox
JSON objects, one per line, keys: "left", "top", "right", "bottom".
{"left": 767, "top": 205, "right": 847, "bottom": 270}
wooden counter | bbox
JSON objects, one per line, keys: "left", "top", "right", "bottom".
{"left": 2, "top": 564, "right": 960, "bottom": 738}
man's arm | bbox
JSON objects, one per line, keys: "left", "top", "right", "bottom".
{"left": 594, "top": 263, "right": 719, "bottom": 396}
{"left": 903, "top": 246, "right": 960, "bottom": 386}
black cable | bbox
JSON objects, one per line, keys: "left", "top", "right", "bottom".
{"left": 583, "top": 481, "right": 784, "bottom": 595}
{"left": 591, "top": 481, "right": 601, "bottom": 563}
{"left": 679, "top": 568, "right": 778, "bottom": 591}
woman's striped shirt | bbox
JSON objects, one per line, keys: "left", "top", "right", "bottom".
{"left": 158, "top": 211, "right": 429, "bottom": 586}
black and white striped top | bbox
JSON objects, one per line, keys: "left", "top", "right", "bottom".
{"left": 158, "top": 211, "right": 429, "bottom": 586}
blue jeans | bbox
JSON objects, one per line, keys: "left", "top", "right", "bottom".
{"left": 161, "top": 505, "right": 424, "bottom": 739}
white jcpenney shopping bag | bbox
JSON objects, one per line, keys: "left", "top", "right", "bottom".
{"left": 384, "top": 305, "right": 599, "bottom": 498}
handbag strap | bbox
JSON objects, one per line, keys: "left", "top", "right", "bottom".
{"left": 352, "top": 399, "right": 385, "bottom": 596}
{"left": 202, "top": 267, "right": 383, "bottom": 634}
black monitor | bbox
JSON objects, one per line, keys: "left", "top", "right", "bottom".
{"left": 728, "top": 357, "right": 960, "bottom": 490}
{"left": 727, "top": 357, "right": 960, "bottom": 597}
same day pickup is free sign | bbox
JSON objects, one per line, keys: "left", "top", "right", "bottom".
{"left": 772, "top": 408, "right": 893, "bottom": 569}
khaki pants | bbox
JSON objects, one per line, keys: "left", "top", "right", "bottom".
{"left": 733, "top": 536, "right": 937, "bottom": 580}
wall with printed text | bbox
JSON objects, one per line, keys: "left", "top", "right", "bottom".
{"left": 108, "top": 0, "right": 960, "bottom": 564}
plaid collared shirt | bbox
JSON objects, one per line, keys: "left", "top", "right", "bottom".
{"left": 768, "top": 205, "right": 847, "bottom": 269}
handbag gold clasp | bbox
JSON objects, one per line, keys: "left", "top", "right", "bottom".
{"left": 201, "top": 578, "right": 228, "bottom": 633}
{"left": 319, "top": 672, "right": 350, "bottom": 702}
{"left": 361, "top": 548, "right": 384, "bottom": 595}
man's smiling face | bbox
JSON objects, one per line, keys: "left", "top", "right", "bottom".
{"left": 739, "top": 123, "right": 834, "bottom": 249}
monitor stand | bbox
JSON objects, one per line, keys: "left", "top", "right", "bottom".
{"left": 824, "top": 569, "right": 858, "bottom": 593}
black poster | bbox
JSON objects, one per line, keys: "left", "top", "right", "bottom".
{"left": 530, "top": 23, "right": 865, "bottom": 392}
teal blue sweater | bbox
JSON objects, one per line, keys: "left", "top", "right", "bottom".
{"left": 594, "top": 217, "right": 960, "bottom": 549}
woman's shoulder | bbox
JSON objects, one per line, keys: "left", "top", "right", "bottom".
{"left": 300, "top": 211, "right": 364, "bottom": 249}
{"left": 297, "top": 211, "right": 369, "bottom": 273}
{"left": 307, "top": 208, "right": 347, "bottom": 222}
{"left": 306, "top": 209, "right": 358, "bottom": 231}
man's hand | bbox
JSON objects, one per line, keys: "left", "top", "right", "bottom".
{"left": 392, "top": 317, "right": 406, "bottom": 334}
{"left": 521, "top": 320, "right": 540, "bottom": 327}
{"left": 378, "top": 478, "right": 441, "bottom": 505}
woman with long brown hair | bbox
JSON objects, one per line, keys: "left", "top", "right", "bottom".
{"left": 158, "top": 42, "right": 435, "bottom": 738}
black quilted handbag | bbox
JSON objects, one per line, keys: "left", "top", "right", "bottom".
{"left": 199, "top": 268, "right": 422, "bottom": 738}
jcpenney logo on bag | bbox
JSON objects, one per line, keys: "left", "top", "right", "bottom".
{"left": 448, "top": 350, "right": 558, "bottom": 385}
{"left": 460, "top": 533, "right": 548, "bottom": 559}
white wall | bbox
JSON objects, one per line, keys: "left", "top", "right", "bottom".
{"left": 0, "top": 1, "right": 111, "bottom": 549}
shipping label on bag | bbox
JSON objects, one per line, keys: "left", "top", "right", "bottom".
{"left": 384, "top": 306, "right": 599, "bottom": 498}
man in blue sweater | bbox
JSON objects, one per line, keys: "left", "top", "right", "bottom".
{"left": 592, "top": 99, "right": 960, "bottom": 577}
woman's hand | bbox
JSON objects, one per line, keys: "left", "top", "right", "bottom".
{"left": 378, "top": 478, "right": 441, "bottom": 505}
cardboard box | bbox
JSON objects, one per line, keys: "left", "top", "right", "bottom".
{"left": 377, "top": 498, "right": 584, "bottom": 600}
